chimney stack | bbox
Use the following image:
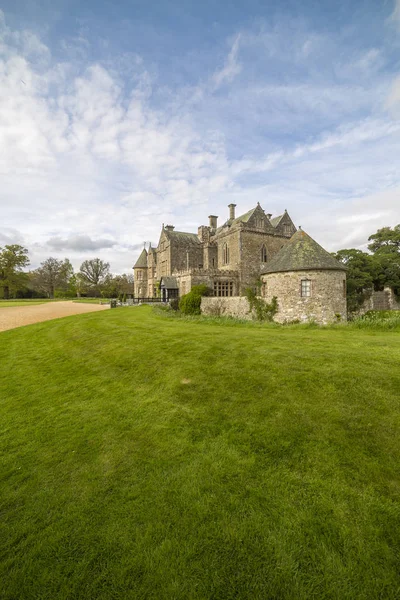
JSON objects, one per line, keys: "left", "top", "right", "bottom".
{"left": 208, "top": 215, "right": 218, "bottom": 230}
{"left": 228, "top": 204, "right": 236, "bottom": 220}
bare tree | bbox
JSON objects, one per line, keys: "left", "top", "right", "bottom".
{"left": 32, "top": 258, "right": 73, "bottom": 298}
{"left": 79, "top": 258, "right": 110, "bottom": 296}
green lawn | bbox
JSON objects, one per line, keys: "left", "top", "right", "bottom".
{"left": 0, "top": 299, "right": 54, "bottom": 307}
{"left": 72, "top": 298, "right": 106, "bottom": 304}
{"left": 1, "top": 307, "right": 400, "bottom": 599}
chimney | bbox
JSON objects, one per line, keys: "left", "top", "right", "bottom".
{"left": 208, "top": 215, "right": 218, "bottom": 229}
{"left": 266, "top": 213, "right": 272, "bottom": 219}
{"left": 228, "top": 204, "right": 236, "bottom": 220}
{"left": 164, "top": 225, "right": 175, "bottom": 232}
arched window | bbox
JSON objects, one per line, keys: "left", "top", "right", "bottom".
{"left": 261, "top": 245, "right": 267, "bottom": 263}
{"left": 223, "top": 243, "right": 229, "bottom": 265}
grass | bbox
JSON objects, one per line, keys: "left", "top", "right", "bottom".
{"left": 72, "top": 297, "right": 105, "bottom": 304}
{"left": 0, "top": 299, "right": 57, "bottom": 307}
{"left": 1, "top": 306, "right": 400, "bottom": 599}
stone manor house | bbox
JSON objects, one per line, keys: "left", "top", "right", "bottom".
{"left": 133, "top": 203, "right": 347, "bottom": 323}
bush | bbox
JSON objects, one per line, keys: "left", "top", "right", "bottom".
{"left": 169, "top": 298, "right": 180, "bottom": 311}
{"left": 245, "top": 288, "right": 278, "bottom": 321}
{"left": 179, "top": 292, "right": 202, "bottom": 315}
{"left": 190, "top": 284, "right": 212, "bottom": 297}
{"left": 179, "top": 285, "right": 212, "bottom": 315}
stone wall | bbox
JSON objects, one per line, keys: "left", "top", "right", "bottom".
{"left": 262, "top": 269, "right": 347, "bottom": 324}
{"left": 359, "top": 287, "right": 400, "bottom": 313}
{"left": 201, "top": 296, "right": 252, "bottom": 319}
{"left": 173, "top": 269, "right": 240, "bottom": 296}
{"left": 239, "top": 230, "right": 290, "bottom": 291}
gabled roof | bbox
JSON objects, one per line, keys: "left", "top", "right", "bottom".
{"left": 160, "top": 276, "right": 178, "bottom": 289}
{"left": 164, "top": 229, "right": 201, "bottom": 246}
{"left": 261, "top": 229, "right": 347, "bottom": 274}
{"left": 270, "top": 214, "right": 284, "bottom": 227}
{"left": 216, "top": 206, "right": 259, "bottom": 232}
{"left": 133, "top": 248, "right": 148, "bottom": 269}
{"left": 231, "top": 207, "right": 257, "bottom": 226}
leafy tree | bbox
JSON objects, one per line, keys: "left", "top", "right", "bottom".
{"left": 367, "top": 225, "right": 400, "bottom": 295}
{"left": 79, "top": 258, "right": 110, "bottom": 296}
{"left": 32, "top": 258, "right": 73, "bottom": 298}
{"left": 0, "top": 245, "right": 30, "bottom": 299}
{"left": 333, "top": 249, "right": 377, "bottom": 312}
{"left": 368, "top": 225, "right": 400, "bottom": 254}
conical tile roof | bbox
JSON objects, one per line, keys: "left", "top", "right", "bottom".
{"left": 261, "top": 229, "right": 346, "bottom": 274}
{"left": 133, "top": 248, "right": 148, "bottom": 269}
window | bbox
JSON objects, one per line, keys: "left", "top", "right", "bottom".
{"left": 261, "top": 245, "right": 267, "bottom": 263}
{"left": 284, "top": 224, "right": 291, "bottom": 235}
{"left": 213, "top": 281, "right": 234, "bottom": 297}
{"left": 212, "top": 258, "right": 215, "bottom": 267}
{"left": 137, "top": 271, "right": 143, "bottom": 280}
{"left": 222, "top": 243, "right": 229, "bottom": 265}
{"left": 301, "top": 279, "right": 311, "bottom": 297}
{"left": 255, "top": 217, "right": 264, "bottom": 229}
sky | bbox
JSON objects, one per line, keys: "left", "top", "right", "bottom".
{"left": 1, "top": 0, "right": 400, "bottom": 273}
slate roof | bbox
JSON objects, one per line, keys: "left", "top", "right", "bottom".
{"left": 261, "top": 229, "right": 347, "bottom": 274}
{"left": 160, "top": 276, "right": 178, "bottom": 289}
{"left": 164, "top": 230, "right": 201, "bottom": 245}
{"left": 270, "top": 214, "right": 284, "bottom": 227}
{"left": 216, "top": 207, "right": 257, "bottom": 232}
{"left": 133, "top": 248, "right": 148, "bottom": 269}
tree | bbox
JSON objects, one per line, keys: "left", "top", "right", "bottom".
{"left": 79, "top": 258, "right": 110, "bottom": 296}
{"left": 32, "top": 258, "right": 73, "bottom": 298}
{"left": 0, "top": 245, "right": 30, "bottom": 299}
{"left": 366, "top": 225, "right": 400, "bottom": 295}
{"left": 333, "top": 249, "right": 378, "bottom": 312}
{"left": 368, "top": 225, "right": 400, "bottom": 255}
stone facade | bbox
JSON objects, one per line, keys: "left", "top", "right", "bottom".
{"left": 133, "top": 204, "right": 296, "bottom": 299}
{"left": 262, "top": 269, "right": 347, "bottom": 323}
{"left": 358, "top": 287, "right": 400, "bottom": 314}
{"left": 133, "top": 206, "right": 347, "bottom": 324}
{"left": 201, "top": 297, "right": 252, "bottom": 319}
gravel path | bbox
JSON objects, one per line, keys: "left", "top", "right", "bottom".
{"left": 0, "top": 301, "right": 109, "bottom": 333}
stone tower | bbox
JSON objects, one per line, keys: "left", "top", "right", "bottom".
{"left": 133, "top": 247, "right": 148, "bottom": 298}
{"left": 260, "top": 229, "right": 347, "bottom": 323}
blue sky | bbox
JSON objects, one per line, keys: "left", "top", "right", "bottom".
{"left": 1, "top": 0, "right": 399, "bottom": 272}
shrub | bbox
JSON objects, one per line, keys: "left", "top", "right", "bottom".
{"left": 245, "top": 288, "right": 278, "bottom": 322}
{"left": 190, "top": 284, "right": 212, "bottom": 297}
{"left": 179, "top": 292, "right": 202, "bottom": 315}
{"left": 179, "top": 285, "right": 211, "bottom": 315}
{"left": 169, "top": 298, "right": 180, "bottom": 311}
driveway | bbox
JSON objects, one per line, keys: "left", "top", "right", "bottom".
{"left": 0, "top": 301, "right": 109, "bottom": 333}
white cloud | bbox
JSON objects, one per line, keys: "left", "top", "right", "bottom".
{"left": 0, "top": 10, "right": 399, "bottom": 273}
{"left": 212, "top": 34, "right": 242, "bottom": 89}
{"left": 390, "top": 0, "right": 400, "bottom": 26}
{"left": 386, "top": 76, "right": 400, "bottom": 116}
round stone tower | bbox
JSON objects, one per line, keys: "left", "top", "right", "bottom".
{"left": 260, "top": 229, "right": 347, "bottom": 324}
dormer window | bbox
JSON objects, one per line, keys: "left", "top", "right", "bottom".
{"left": 301, "top": 279, "right": 311, "bottom": 297}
